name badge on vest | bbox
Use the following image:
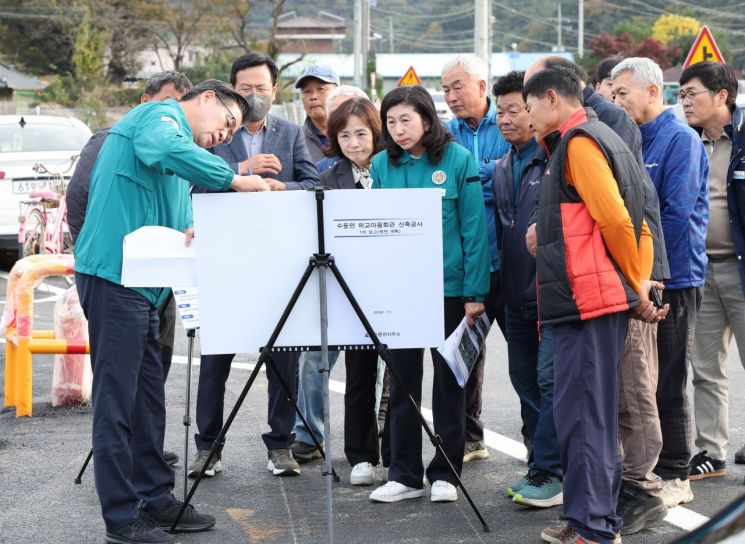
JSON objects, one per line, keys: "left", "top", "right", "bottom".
{"left": 734, "top": 171, "right": 745, "bottom": 180}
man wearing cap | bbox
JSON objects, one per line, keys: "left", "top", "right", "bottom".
{"left": 296, "top": 65, "right": 340, "bottom": 163}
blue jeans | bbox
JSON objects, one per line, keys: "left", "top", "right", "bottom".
{"left": 293, "top": 350, "right": 341, "bottom": 445}
{"left": 505, "top": 306, "right": 561, "bottom": 476}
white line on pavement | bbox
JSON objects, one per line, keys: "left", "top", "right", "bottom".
{"left": 170, "top": 356, "right": 715, "bottom": 533}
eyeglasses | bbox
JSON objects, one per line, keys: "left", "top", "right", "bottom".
{"left": 677, "top": 89, "right": 711, "bottom": 103}
{"left": 215, "top": 93, "right": 238, "bottom": 144}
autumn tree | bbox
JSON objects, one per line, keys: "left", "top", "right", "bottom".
{"left": 652, "top": 14, "right": 700, "bottom": 45}
{"left": 588, "top": 33, "right": 681, "bottom": 70}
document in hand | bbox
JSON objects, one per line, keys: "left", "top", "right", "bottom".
{"left": 121, "top": 226, "right": 196, "bottom": 288}
{"left": 438, "top": 313, "right": 492, "bottom": 388}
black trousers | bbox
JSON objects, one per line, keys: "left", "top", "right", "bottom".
{"left": 76, "top": 273, "right": 175, "bottom": 530}
{"left": 465, "top": 271, "right": 505, "bottom": 441}
{"left": 194, "top": 350, "right": 300, "bottom": 452}
{"left": 344, "top": 350, "right": 381, "bottom": 465}
{"left": 654, "top": 287, "right": 702, "bottom": 480}
{"left": 387, "top": 297, "right": 466, "bottom": 488}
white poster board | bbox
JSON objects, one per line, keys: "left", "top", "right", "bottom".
{"left": 193, "top": 189, "right": 444, "bottom": 354}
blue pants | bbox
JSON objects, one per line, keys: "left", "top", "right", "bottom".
{"left": 194, "top": 351, "right": 299, "bottom": 452}
{"left": 553, "top": 312, "right": 627, "bottom": 544}
{"left": 293, "top": 350, "right": 341, "bottom": 445}
{"left": 294, "top": 349, "right": 380, "bottom": 466}
{"left": 505, "top": 306, "right": 560, "bottom": 476}
{"left": 75, "top": 273, "right": 175, "bottom": 531}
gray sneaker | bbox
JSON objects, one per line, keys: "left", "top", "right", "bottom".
{"left": 187, "top": 449, "right": 222, "bottom": 479}
{"left": 267, "top": 448, "right": 301, "bottom": 476}
{"left": 463, "top": 440, "right": 489, "bottom": 462}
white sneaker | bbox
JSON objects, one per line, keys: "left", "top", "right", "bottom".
{"left": 430, "top": 480, "right": 458, "bottom": 502}
{"left": 369, "top": 481, "right": 424, "bottom": 503}
{"left": 660, "top": 478, "right": 694, "bottom": 508}
{"left": 350, "top": 462, "right": 375, "bottom": 486}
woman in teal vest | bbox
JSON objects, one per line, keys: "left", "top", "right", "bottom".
{"left": 369, "top": 85, "right": 491, "bottom": 504}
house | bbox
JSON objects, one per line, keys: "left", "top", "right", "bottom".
{"left": 0, "top": 62, "right": 45, "bottom": 101}
{"left": 276, "top": 11, "right": 346, "bottom": 54}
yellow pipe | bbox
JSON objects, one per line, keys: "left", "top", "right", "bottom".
{"left": 15, "top": 337, "right": 32, "bottom": 417}
{"left": 4, "top": 327, "right": 17, "bottom": 408}
{"left": 29, "top": 339, "right": 89, "bottom": 355}
{"left": 31, "top": 330, "right": 55, "bottom": 339}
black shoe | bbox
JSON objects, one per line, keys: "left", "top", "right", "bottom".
{"left": 105, "top": 514, "right": 174, "bottom": 543}
{"left": 689, "top": 450, "right": 726, "bottom": 480}
{"left": 735, "top": 445, "right": 745, "bottom": 464}
{"left": 617, "top": 484, "right": 667, "bottom": 535}
{"left": 163, "top": 450, "right": 179, "bottom": 467}
{"left": 144, "top": 500, "right": 216, "bottom": 533}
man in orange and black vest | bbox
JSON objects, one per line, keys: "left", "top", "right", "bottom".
{"left": 523, "top": 66, "right": 669, "bottom": 544}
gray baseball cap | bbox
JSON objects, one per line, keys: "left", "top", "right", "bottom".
{"left": 295, "top": 65, "right": 340, "bottom": 89}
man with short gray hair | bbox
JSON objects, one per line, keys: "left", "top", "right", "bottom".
{"left": 442, "top": 53, "right": 509, "bottom": 463}
{"left": 612, "top": 57, "right": 709, "bottom": 515}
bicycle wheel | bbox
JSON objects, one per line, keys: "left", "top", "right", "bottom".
{"left": 22, "top": 208, "right": 46, "bottom": 257}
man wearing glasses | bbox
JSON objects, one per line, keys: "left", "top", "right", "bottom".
{"left": 611, "top": 57, "right": 709, "bottom": 518}
{"left": 190, "top": 54, "right": 320, "bottom": 480}
{"left": 74, "top": 79, "right": 269, "bottom": 544}
{"left": 681, "top": 61, "right": 745, "bottom": 483}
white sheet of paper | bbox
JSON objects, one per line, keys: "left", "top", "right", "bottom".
{"left": 193, "top": 189, "right": 444, "bottom": 354}
{"left": 121, "top": 226, "right": 197, "bottom": 288}
{"left": 172, "top": 287, "right": 199, "bottom": 330}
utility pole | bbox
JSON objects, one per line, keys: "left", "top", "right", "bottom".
{"left": 474, "top": 0, "right": 489, "bottom": 72}
{"left": 389, "top": 16, "right": 394, "bottom": 54}
{"left": 474, "top": 0, "right": 489, "bottom": 61}
{"left": 557, "top": 1, "right": 563, "bottom": 52}
{"left": 354, "top": 0, "right": 363, "bottom": 87}
{"left": 578, "top": 0, "right": 584, "bottom": 57}
{"left": 362, "top": 0, "right": 370, "bottom": 89}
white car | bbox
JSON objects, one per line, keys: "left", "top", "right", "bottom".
{"left": 0, "top": 115, "right": 92, "bottom": 256}
{"left": 430, "top": 91, "right": 454, "bottom": 124}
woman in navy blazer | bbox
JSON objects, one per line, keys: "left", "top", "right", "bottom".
{"left": 295, "top": 98, "right": 387, "bottom": 486}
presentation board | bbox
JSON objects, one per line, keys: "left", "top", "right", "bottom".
{"left": 193, "top": 189, "right": 445, "bottom": 354}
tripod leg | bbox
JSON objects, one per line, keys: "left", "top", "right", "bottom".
{"left": 182, "top": 329, "right": 195, "bottom": 502}
{"left": 170, "top": 355, "right": 266, "bottom": 533}
{"left": 328, "top": 262, "right": 490, "bottom": 533}
{"left": 265, "top": 355, "right": 340, "bottom": 482}
{"left": 170, "top": 261, "right": 317, "bottom": 532}
{"left": 74, "top": 448, "right": 93, "bottom": 484}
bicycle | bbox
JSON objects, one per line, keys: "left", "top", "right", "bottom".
{"left": 18, "top": 155, "right": 79, "bottom": 258}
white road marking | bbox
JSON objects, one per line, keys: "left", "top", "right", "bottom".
{"left": 170, "top": 356, "right": 710, "bottom": 532}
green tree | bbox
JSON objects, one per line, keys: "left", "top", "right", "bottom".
{"left": 72, "top": 6, "right": 108, "bottom": 90}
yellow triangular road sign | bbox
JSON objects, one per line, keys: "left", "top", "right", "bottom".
{"left": 683, "top": 26, "right": 725, "bottom": 68}
{"left": 397, "top": 66, "right": 422, "bottom": 87}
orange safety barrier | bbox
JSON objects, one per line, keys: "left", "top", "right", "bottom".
{"left": 2, "top": 254, "right": 90, "bottom": 417}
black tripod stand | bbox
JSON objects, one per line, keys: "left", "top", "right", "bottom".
{"left": 173, "top": 187, "right": 490, "bottom": 541}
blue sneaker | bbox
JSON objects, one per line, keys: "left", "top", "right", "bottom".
{"left": 513, "top": 470, "right": 563, "bottom": 508}
{"left": 506, "top": 470, "right": 532, "bottom": 497}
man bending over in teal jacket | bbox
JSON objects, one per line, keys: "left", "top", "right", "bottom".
{"left": 74, "top": 79, "right": 269, "bottom": 544}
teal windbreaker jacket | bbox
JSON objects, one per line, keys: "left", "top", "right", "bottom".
{"left": 74, "top": 99, "right": 235, "bottom": 305}
{"left": 370, "top": 142, "right": 490, "bottom": 302}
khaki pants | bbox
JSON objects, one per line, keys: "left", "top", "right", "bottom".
{"left": 691, "top": 261, "right": 745, "bottom": 461}
{"left": 619, "top": 319, "right": 663, "bottom": 494}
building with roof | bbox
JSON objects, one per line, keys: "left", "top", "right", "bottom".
{"left": 276, "top": 11, "right": 346, "bottom": 54}
{"left": 0, "top": 62, "right": 46, "bottom": 101}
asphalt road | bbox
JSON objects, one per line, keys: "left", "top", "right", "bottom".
{"left": 2, "top": 255, "right": 745, "bottom": 544}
